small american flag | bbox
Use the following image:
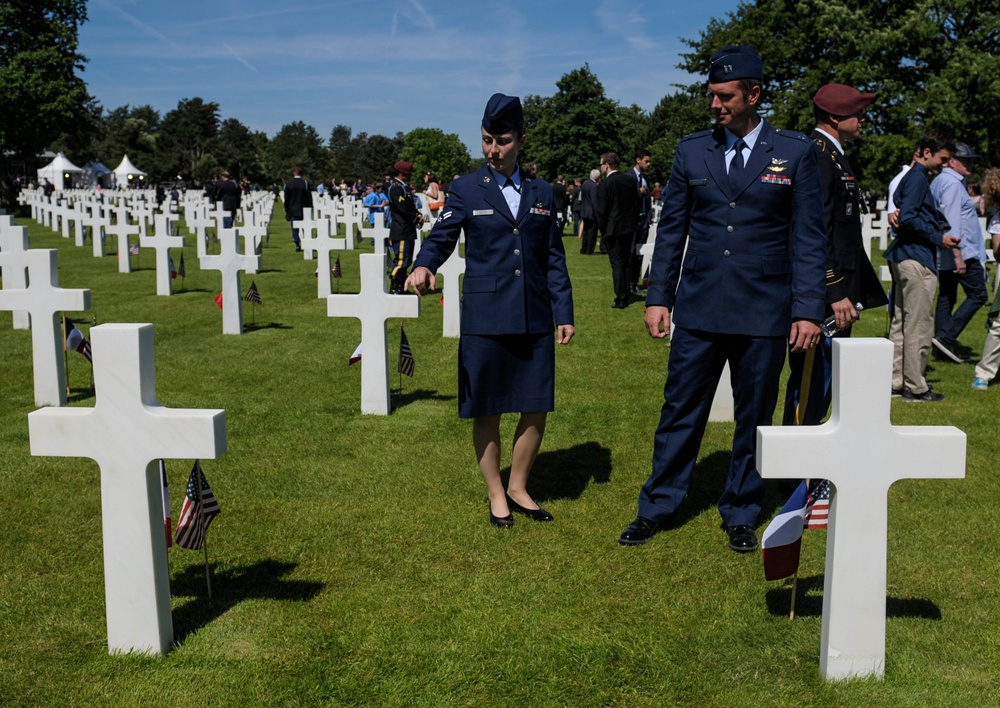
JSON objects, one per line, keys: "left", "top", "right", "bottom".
{"left": 244, "top": 280, "right": 262, "bottom": 305}
{"left": 129, "top": 241, "right": 140, "bottom": 256}
{"left": 179, "top": 253, "right": 187, "bottom": 278}
{"left": 174, "top": 461, "right": 220, "bottom": 550}
{"left": 65, "top": 319, "right": 93, "bottom": 363}
{"left": 332, "top": 256, "right": 342, "bottom": 278}
{"left": 169, "top": 255, "right": 178, "bottom": 279}
{"left": 397, "top": 327, "right": 415, "bottom": 377}
{"left": 804, "top": 479, "right": 830, "bottom": 529}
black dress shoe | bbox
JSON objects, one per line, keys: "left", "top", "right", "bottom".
{"left": 725, "top": 525, "right": 758, "bottom": 553}
{"left": 506, "top": 495, "right": 553, "bottom": 522}
{"left": 618, "top": 516, "right": 661, "bottom": 545}
{"left": 490, "top": 512, "right": 514, "bottom": 528}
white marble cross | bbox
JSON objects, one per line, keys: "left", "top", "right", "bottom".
{"left": 327, "top": 253, "right": 420, "bottom": 414}
{"left": 82, "top": 208, "right": 109, "bottom": 257}
{"left": 200, "top": 226, "right": 260, "bottom": 335}
{"left": 0, "top": 216, "right": 31, "bottom": 329}
{"left": 435, "top": 246, "right": 465, "bottom": 338}
{"left": 757, "top": 338, "right": 966, "bottom": 680}
{"left": 106, "top": 206, "right": 139, "bottom": 273}
{"left": 302, "top": 217, "right": 346, "bottom": 298}
{"left": 0, "top": 249, "right": 91, "bottom": 405}
{"left": 140, "top": 214, "right": 184, "bottom": 296}
{"left": 28, "top": 323, "right": 226, "bottom": 655}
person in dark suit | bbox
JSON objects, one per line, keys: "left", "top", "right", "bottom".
{"left": 216, "top": 171, "right": 241, "bottom": 229}
{"left": 783, "top": 84, "right": 887, "bottom": 427}
{"left": 629, "top": 149, "right": 653, "bottom": 293}
{"left": 387, "top": 160, "right": 423, "bottom": 294}
{"left": 283, "top": 165, "right": 313, "bottom": 252}
{"left": 406, "top": 93, "right": 575, "bottom": 528}
{"left": 598, "top": 152, "right": 639, "bottom": 308}
{"left": 578, "top": 169, "right": 600, "bottom": 254}
{"left": 552, "top": 175, "right": 568, "bottom": 232}
{"left": 618, "top": 46, "right": 827, "bottom": 552}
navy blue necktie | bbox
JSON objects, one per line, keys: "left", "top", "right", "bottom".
{"left": 729, "top": 138, "right": 746, "bottom": 192}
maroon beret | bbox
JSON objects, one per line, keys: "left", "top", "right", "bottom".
{"left": 813, "top": 84, "right": 876, "bottom": 116}
{"left": 393, "top": 160, "right": 413, "bottom": 178}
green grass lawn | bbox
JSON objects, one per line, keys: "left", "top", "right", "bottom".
{"left": 1, "top": 208, "right": 998, "bottom": 706}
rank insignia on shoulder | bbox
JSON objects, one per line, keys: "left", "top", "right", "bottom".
{"left": 484, "top": 176, "right": 491, "bottom": 184}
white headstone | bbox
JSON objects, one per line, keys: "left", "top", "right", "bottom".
{"left": 0, "top": 216, "right": 31, "bottom": 329}
{"left": 28, "top": 323, "right": 226, "bottom": 655}
{"left": 106, "top": 206, "right": 139, "bottom": 273}
{"left": 0, "top": 249, "right": 91, "bottom": 405}
{"left": 302, "top": 217, "right": 346, "bottom": 298}
{"left": 140, "top": 214, "right": 184, "bottom": 296}
{"left": 757, "top": 338, "right": 966, "bottom": 680}
{"left": 435, "top": 246, "right": 465, "bottom": 338}
{"left": 327, "top": 254, "right": 420, "bottom": 415}
{"left": 200, "top": 227, "right": 260, "bottom": 335}
{"left": 709, "top": 361, "right": 735, "bottom": 422}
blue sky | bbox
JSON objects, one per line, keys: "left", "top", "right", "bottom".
{"left": 79, "top": 0, "right": 743, "bottom": 153}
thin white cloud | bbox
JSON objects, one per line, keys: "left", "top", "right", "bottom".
{"left": 94, "top": 0, "right": 183, "bottom": 52}
{"left": 223, "top": 43, "right": 259, "bottom": 73}
{"left": 595, "top": 0, "right": 657, "bottom": 52}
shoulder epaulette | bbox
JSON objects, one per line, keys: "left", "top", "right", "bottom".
{"left": 680, "top": 129, "right": 714, "bottom": 143}
{"left": 775, "top": 129, "right": 810, "bottom": 142}
{"left": 813, "top": 137, "right": 828, "bottom": 152}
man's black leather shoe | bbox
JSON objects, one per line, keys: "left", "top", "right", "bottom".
{"left": 506, "top": 495, "right": 553, "bottom": 522}
{"left": 725, "top": 525, "right": 758, "bottom": 553}
{"left": 618, "top": 517, "right": 661, "bottom": 545}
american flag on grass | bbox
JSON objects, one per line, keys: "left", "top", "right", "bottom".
{"left": 804, "top": 479, "right": 830, "bottom": 529}
{"left": 175, "top": 461, "right": 220, "bottom": 550}
{"left": 397, "top": 327, "right": 415, "bottom": 377}
{"left": 64, "top": 319, "right": 93, "bottom": 363}
{"left": 159, "top": 460, "right": 172, "bottom": 549}
{"left": 244, "top": 280, "right": 262, "bottom": 305}
{"left": 332, "top": 256, "right": 342, "bottom": 278}
{"left": 178, "top": 253, "right": 186, "bottom": 278}
{"left": 129, "top": 241, "right": 140, "bottom": 256}
{"left": 169, "top": 255, "right": 178, "bottom": 279}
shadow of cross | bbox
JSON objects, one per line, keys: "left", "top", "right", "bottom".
{"left": 757, "top": 338, "right": 965, "bottom": 680}
{"left": 170, "top": 559, "right": 326, "bottom": 644}
{"left": 28, "top": 324, "right": 226, "bottom": 656}
{"left": 327, "top": 253, "right": 419, "bottom": 415}
{"left": 0, "top": 248, "right": 90, "bottom": 406}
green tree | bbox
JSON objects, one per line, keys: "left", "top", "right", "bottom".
{"left": 523, "top": 65, "right": 627, "bottom": 180}
{"left": 678, "top": 0, "right": 1000, "bottom": 189}
{"left": 357, "top": 132, "right": 403, "bottom": 183}
{"left": 157, "top": 98, "right": 220, "bottom": 185}
{"left": 217, "top": 118, "right": 263, "bottom": 182}
{"left": 0, "top": 0, "right": 90, "bottom": 205}
{"left": 88, "top": 104, "right": 161, "bottom": 177}
{"left": 267, "top": 121, "right": 328, "bottom": 183}
{"left": 400, "top": 127, "right": 470, "bottom": 182}
{"left": 644, "top": 86, "right": 714, "bottom": 184}
{"left": 328, "top": 123, "right": 355, "bottom": 180}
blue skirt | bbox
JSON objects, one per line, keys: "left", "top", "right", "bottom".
{"left": 458, "top": 332, "right": 555, "bottom": 418}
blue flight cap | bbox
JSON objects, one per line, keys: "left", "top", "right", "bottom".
{"left": 709, "top": 45, "right": 763, "bottom": 83}
{"left": 482, "top": 93, "right": 524, "bottom": 134}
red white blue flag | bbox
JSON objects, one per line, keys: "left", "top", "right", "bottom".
{"left": 174, "top": 461, "right": 220, "bottom": 550}
{"left": 761, "top": 480, "right": 809, "bottom": 581}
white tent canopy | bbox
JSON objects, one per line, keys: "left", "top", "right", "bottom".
{"left": 111, "top": 154, "right": 147, "bottom": 188}
{"left": 36, "top": 153, "right": 84, "bottom": 191}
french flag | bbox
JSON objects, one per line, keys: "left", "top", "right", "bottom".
{"left": 761, "top": 480, "right": 809, "bottom": 581}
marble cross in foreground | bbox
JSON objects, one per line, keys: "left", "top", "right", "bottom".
{"left": 434, "top": 245, "right": 465, "bottom": 338}
{"left": 757, "top": 338, "right": 966, "bottom": 680}
{"left": 200, "top": 227, "right": 260, "bottom": 335}
{"left": 29, "top": 323, "right": 226, "bottom": 655}
{"left": 327, "top": 253, "right": 420, "bottom": 415}
{"left": 0, "top": 248, "right": 90, "bottom": 405}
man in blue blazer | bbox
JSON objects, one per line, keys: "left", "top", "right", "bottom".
{"left": 619, "top": 46, "right": 827, "bottom": 552}
{"left": 406, "top": 94, "right": 574, "bottom": 528}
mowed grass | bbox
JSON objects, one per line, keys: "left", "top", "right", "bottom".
{"left": 1, "top": 207, "right": 999, "bottom": 706}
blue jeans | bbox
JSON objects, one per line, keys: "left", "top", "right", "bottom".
{"left": 935, "top": 258, "right": 988, "bottom": 345}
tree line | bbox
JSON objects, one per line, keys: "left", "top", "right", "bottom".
{"left": 3, "top": 0, "right": 997, "bottom": 206}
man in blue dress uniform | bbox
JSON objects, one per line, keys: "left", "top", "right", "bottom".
{"left": 406, "top": 94, "right": 574, "bottom": 528}
{"left": 618, "top": 46, "right": 827, "bottom": 552}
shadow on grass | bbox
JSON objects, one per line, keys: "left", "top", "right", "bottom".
{"left": 764, "top": 575, "right": 942, "bottom": 619}
{"left": 664, "top": 450, "right": 733, "bottom": 528}
{"left": 244, "top": 321, "right": 292, "bottom": 332}
{"left": 258, "top": 268, "right": 284, "bottom": 274}
{"left": 172, "top": 287, "right": 212, "bottom": 295}
{"left": 66, "top": 387, "right": 95, "bottom": 403}
{"left": 507, "top": 441, "right": 612, "bottom": 502}
{"left": 391, "top": 388, "right": 455, "bottom": 408}
{"left": 171, "top": 559, "right": 325, "bottom": 643}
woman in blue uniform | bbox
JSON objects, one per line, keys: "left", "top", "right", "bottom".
{"left": 405, "top": 94, "right": 575, "bottom": 527}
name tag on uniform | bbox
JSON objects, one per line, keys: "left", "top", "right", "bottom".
{"left": 688, "top": 179, "right": 708, "bottom": 186}
{"left": 473, "top": 209, "right": 494, "bottom": 216}
{"left": 529, "top": 207, "right": 551, "bottom": 216}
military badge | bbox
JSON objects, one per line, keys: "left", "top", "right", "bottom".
{"left": 472, "top": 209, "right": 494, "bottom": 216}
{"left": 770, "top": 158, "right": 788, "bottom": 166}
{"left": 483, "top": 176, "right": 491, "bottom": 184}
{"left": 760, "top": 173, "right": 792, "bottom": 186}
{"left": 766, "top": 165, "right": 787, "bottom": 173}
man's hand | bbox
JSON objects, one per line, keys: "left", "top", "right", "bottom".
{"left": 405, "top": 266, "right": 435, "bottom": 295}
{"left": 830, "top": 297, "right": 859, "bottom": 333}
{"left": 556, "top": 324, "right": 575, "bottom": 344}
{"left": 645, "top": 305, "right": 671, "bottom": 339}
{"left": 789, "top": 319, "right": 822, "bottom": 353}
{"left": 888, "top": 209, "right": 901, "bottom": 229}
{"left": 953, "top": 250, "right": 967, "bottom": 275}
{"left": 941, "top": 234, "right": 961, "bottom": 249}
